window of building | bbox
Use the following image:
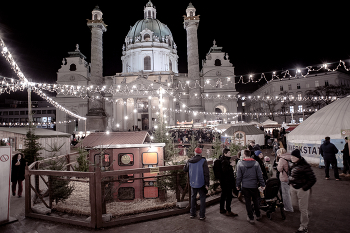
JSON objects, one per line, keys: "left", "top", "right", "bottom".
{"left": 288, "top": 84, "right": 292, "bottom": 90}
{"left": 242, "top": 102, "right": 245, "bottom": 106}
{"left": 69, "top": 64, "right": 76, "bottom": 71}
{"left": 42, "top": 110, "right": 47, "bottom": 114}
{"left": 297, "top": 93, "right": 302, "bottom": 101}
{"left": 325, "top": 80, "right": 329, "bottom": 86}
{"left": 315, "top": 80, "right": 319, "bottom": 87}
{"left": 144, "top": 56, "right": 151, "bottom": 70}
{"left": 169, "top": 59, "right": 172, "bottom": 71}
{"left": 148, "top": 10, "right": 151, "bottom": 18}
{"left": 280, "top": 85, "right": 283, "bottom": 91}
{"left": 36, "top": 110, "right": 41, "bottom": 114}
{"left": 93, "top": 14, "right": 97, "bottom": 20}
{"left": 144, "top": 34, "right": 150, "bottom": 41}
{"left": 190, "top": 11, "right": 193, "bottom": 17}
{"left": 298, "top": 105, "right": 303, "bottom": 112}
{"left": 297, "top": 83, "right": 300, "bottom": 89}
{"left": 118, "top": 187, "right": 135, "bottom": 200}
{"left": 142, "top": 152, "right": 158, "bottom": 165}
{"left": 299, "top": 118, "right": 303, "bottom": 123}
{"left": 118, "top": 153, "right": 134, "bottom": 166}
{"left": 290, "top": 106, "right": 294, "bottom": 113}
{"left": 214, "top": 59, "right": 221, "bottom": 66}
{"left": 9, "top": 111, "right": 13, "bottom": 115}
{"left": 14, "top": 111, "right": 19, "bottom": 115}
{"left": 20, "top": 111, "right": 25, "bottom": 115}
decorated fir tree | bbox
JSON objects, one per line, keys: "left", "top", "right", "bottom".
{"left": 21, "top": 128, "right": 43, "bottom": 165}
{"left": 211, "top": 132, "right": 222, "bottom": 159}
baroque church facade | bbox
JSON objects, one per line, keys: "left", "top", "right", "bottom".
{"left": 55, "top": 2, "right": 238, "bottom": 134}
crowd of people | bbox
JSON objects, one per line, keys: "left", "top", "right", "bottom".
{"left": 168, "top": 128, "right": 218, "bottom": 144}
{"left": 183, "top": 137, "right": 323, "bottom": 233}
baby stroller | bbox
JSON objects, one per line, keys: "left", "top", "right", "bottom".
{"left": 253, "top": 178, "right": 286, "bottom": 220}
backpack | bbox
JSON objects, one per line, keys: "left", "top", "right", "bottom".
{"left": 281, "top": 158, "right": 293, "bottom": 176}
{"left": 213, "top": 157, "right": 223, "bottom": 180}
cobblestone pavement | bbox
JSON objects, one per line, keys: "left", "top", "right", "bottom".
{"left": 1, "top": 152, "right": 349, "bottom": 233}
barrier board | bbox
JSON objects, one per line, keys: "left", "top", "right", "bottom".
{"left": 0, "top": 146, "right": 12, "bottom": 223}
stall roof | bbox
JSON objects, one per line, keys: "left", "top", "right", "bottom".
{"left": 79, "top": 131, "right": 151, "bottom": 148}
{"left": 262, "top": 119, "right": 279, "bottom": 126}
{"left": 0, "top": 128, "right": 70, "bottom": 138}
{"left": 223, "top": 125, "right": 264, "bottom": 136}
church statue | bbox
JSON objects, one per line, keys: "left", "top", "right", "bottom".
{"left": 75, "top": 44, "right": 79, "bottom": 51}
{"left": 122, "top": 44, "right": 125, "bottom": 51}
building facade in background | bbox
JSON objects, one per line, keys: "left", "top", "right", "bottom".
{"left": 55, "top": 2, "right": 238, "bottom": 134}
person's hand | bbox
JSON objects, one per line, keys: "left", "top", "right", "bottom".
{"left": 260, "top": 186, "right": 265, "bottom": 190}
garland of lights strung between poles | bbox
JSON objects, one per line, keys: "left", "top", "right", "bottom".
{"left": 1, "top": 36, "right": 347, "bottom": 124}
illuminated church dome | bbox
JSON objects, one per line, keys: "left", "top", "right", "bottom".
{"left": 121, "top": 1, "right": 178, "bottom": 73}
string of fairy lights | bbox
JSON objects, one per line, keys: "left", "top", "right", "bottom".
{"left": 0, "top": 35, "right": 347, "bottom": 128}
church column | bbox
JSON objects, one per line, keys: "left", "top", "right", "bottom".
{"left": 123, "top": 98, "right": 127, "bottom": 131}
{"left": 170, "top": 96, "right": 175, "bottom": 126}
{"left": 148, "top": 97, "right": 152, "bottom": 130}
{"left": 134, "top": 98, "right": 138, "bottom": 129}
{"left": 184, "top": 3, "right": 202, "bottom": 111}
{"left": 86, "top": 6, "right": 107, "bottom": 131}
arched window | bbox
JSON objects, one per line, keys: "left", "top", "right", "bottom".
{"left": 69, "top": 64, "right": 76, "bottom": 71}
{"left": 144, "top": 56, "right": 151, "bottom": 70}
{"left": 215, "top": 59, "right": 221, "bottom": 66}
{"left": 168, "top": 39, "right": 171, "bottom": 47}
{"left": 190, "top": 11, "right": 194, "bottom": 17}
{"left": 169, "top": 59, "right": 172, "bottom": 71}
{"left": 93, "top": 14, "right": 97, "bottom": 20}
{"left": 144, "top": 34, "right": 150, "bottom": 41}
{"left": 148, "top": 10, "right": 151, "bottom": 18}
{"left": 152, "top": 11, "right": 155, "bottom": 19}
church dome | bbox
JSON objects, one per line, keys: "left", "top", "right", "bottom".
{"left": 127, "top": 18, "right": 172, "bottom": 40}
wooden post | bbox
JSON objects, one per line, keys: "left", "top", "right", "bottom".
{"left": 35, "top": 163, "right": 39, "bottom": 198}
{"left": 176, "top": 173, "right": 180, "bottom": 202}
{"left": 66, "top": 154, "right": 70, "bottom": 171}
{"left": 89, "top": 172, "right": 97, "bottom": 228}
{"left": 95, "top": 166, "right": 103, "bottom": 228}
{"left": 48, "top": 176, "right": 52, "bottom": 209}
{"left": 25, "top": 163, "right": 31, "bottom": 216}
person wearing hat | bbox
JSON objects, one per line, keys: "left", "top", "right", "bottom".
{"left": 320, "top": 136, "right": 340, "bottom": 180}
{"left": 183, "top": 147, "right": 210, "bottom": 220}
{"left": 340, "top": 137, "right": 350, "bottom": 177}
{"left": 236, "top": 149, "right": 265, "bottom": 224}
{"left": 289, "top": 149, "right": 317, "bottom": 233}
{"left": 263, "top": 156, "right": 274, "bottom": 180}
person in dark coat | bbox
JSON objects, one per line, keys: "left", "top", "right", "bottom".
{"left": 320, "top": 136, "right": 340, "bottom": 180}
{"left": 340, "top": 137, "right": 350, "bottom": 177}
{"left": 219, "top": 149, "right": 238, "bottom": 217}
{"left": 254, "top": 150, "right": 268, "bottom": 181}
{"left": 11, "top": 153, "right": 26, "bottom": 197}
{"left": 289, "top": 149, "right": 317, "bottom": 233}
{"left": 183, "top": 147, "right": 210, "bottom": 220}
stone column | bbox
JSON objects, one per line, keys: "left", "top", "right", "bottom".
{"left": 184, "top": 5, "right": 202, "bottom": 110}
{"left": 148, "top": 97, "right": 152, "bottom": 130}
{"left": 134, "top": 98, "right": 138, "bottom": 129}
{"left": 123, "top": 98, "right": 127, "bottom": 131}
{"left": 86, "top": 10, "right": 107, "bottom": 131}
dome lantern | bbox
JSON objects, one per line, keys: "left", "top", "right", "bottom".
{"left": 144, "top": 1, "right": 156, "bottom": 19}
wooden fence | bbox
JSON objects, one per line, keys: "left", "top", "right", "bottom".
{"left": 25, "top": 157, "right": 218, "bottom": 229}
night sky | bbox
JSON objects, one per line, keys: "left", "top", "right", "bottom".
{"left": 1, "top": 0, "right": 350, "bottom": 99}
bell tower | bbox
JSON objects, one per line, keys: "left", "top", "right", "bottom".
{"left": 86, "top": 6, "right": 107, "bottom": 131}
{"left": 184, "top": 3, "right": 202, "bottom": 112}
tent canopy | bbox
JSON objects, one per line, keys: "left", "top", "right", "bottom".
{"left": 287, "top": 96, "right": 350, "bottom": 144}
{"left": 262, "top": 119, "right": 279, "bottom": 126}
{"left": 223, "top": 124, "right": 264, "bottom": 136}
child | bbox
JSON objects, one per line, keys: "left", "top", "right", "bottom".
{"left": 264, "top": 156, "right": 274, "bottom": 179}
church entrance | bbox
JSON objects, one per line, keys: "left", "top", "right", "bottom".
{"left": 141, "top": 114, "right": 149, "bottom": 130}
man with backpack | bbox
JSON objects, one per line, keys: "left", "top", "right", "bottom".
{"left": 213, "top": 148, "right": 239, "bottom": 217}
{"left": 236, "top": 149, "right": 265, "bottom": 223}
{"left": 289, "top": 149, "right": 317, "bottom": 233}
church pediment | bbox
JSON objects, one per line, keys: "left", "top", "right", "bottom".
{"left": 203, "top": 68, "right": 234, "bottom": 77}
{"left": 57, "top": 73, "right": 89, "bottom": 84}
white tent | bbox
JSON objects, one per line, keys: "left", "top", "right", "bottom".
{"left": 223, "top": 124, "right": 265, "bottom": 146}
{"left": 287, "top": 96, "right": 350, "bottom": 164}
{"left": 262, "top": 119, "right": 279, "bottom": 126}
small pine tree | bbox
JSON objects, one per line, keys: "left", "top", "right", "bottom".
{"left": 186, "top": 136, "right": 198, "bottom": 158}
{"left": 74, "top": 147, "right": 90, "bottom": 172}
{"left": 21, "top": 128, "right": 43, "bottom": 165}
{"left": 211, "top": 132, "right": 222, "bottom": 159}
